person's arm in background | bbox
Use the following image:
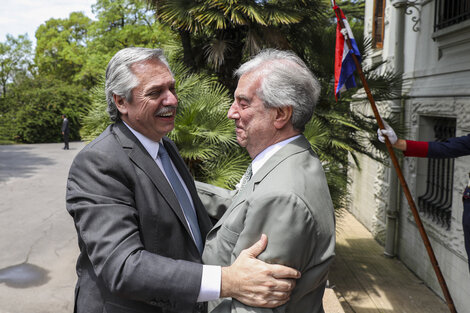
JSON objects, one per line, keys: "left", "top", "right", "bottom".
{"left": 378, "top": 123, "right": 470, "bottom": 158}
{"left": 378, "top": 123, "right": 429, "bottom": 157}
{"left": 196, "top": 181, "right": 236, "bottom": 221}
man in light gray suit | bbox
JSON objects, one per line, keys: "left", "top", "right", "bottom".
{"left": 66, "top": 47, "right": 300, "bottom": 313}
{"left": 199, "top": 49, "right": 336, "bottom": 313}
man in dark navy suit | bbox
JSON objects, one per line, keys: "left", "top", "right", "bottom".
{"left": 378, "top": 124, "right": 470, "bottom": 272}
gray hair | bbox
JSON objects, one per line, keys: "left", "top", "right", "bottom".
{"left": 105, "top": 47, "right": 171, "bottom": 121}
{"left": 234, "top": 49, "right": 321, "bottom": 132}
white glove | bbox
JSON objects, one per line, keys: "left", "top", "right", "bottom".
{"left": 377, "top": 122, "right": 398, "bottom": 145}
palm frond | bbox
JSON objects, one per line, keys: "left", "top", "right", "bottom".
{"left": 158, "top": 0, "right": 201, "bottom": 31}
{"left": 204, "top": 39, "right": 233, "bottom": 69}
{"left": 262, "top": 5, "right": 302, "bottom": 25}
{"left": 201, "top": 148, "right": 250, "bottom": 189}
{"left": 79, "top": 77, "right": 111, "bottom": 142}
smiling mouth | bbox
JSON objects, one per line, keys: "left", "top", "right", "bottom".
{"left": 156, "top": 107, "right": 176, "bottom": 118}
{"left": 158, "top": 111, "right": 174, "bottom": 117}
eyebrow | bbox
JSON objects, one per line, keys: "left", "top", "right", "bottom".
{"left": 144, "top": 81, "right": 176, "bottom": 94}
{"left": 235, "top": 93, "right": 250, "bottom": 102}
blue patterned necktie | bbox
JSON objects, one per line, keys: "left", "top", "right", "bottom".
{"left": 158, "top": 143, "right": 203, "bottom": 254}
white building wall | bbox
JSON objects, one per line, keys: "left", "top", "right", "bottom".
{"left": 350, "top": 0, "right": 470, "bottom": 311}
{"left": 348, "top": 100, "right": 390, "bottom": 243}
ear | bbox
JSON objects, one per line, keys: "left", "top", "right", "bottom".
{"left": 113, "top": 94, "right": 128, "bottom": 115}
{"left": 273, "top": 106, "right": 292, "bottom": 130}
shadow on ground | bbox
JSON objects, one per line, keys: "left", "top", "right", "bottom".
{"left": 0, "top": 146, "right": 55, "bottom": 182}
{"left": 0, "top": 263, "right": 50, "bottom": 288}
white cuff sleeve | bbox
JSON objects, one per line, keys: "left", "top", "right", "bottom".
{"left": 197, "top": 265, "right": 221, "bottom": 302}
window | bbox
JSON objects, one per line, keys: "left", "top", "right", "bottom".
{"left": 435, "top": 0, "right": 470, "bottom": 31}
{"left": 372, "top": 0, "right": 386, "bottom": 48}
{"left": 417, "top": 118, "right": 456, "bottom": 230}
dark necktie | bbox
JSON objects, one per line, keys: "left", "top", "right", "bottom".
{"left": 158, "top": 143, "right": 203, "bottom": 254}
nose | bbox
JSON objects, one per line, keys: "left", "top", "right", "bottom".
{"left": 163, "top": 89, "right": 178, "bottom": 106}
{"left": 227, "top": 102, "right": 239, "bottom": 120}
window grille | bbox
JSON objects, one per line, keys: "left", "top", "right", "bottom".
{"left": 417, "top": 118, "right": 455, "bottom": 230}
{"left": 434, "top": 0, "right": 470, "bottom": 31}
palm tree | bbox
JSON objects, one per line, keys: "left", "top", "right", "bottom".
{"left": 168, "top": 59, "right": 250, "bottom": 187}
{"left": 148, "top": 0, "right": 322, "bottom": 90}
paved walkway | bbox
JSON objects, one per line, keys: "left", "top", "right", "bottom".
{"left": 329, "top": 210, "right": 449, "bottom": 313}
{"left": 0, "top": 142, "right": 449, "bottom": 313}
{"left": 0, "top": 142, "right": 85, "bottom": 313}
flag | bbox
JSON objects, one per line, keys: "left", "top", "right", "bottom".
{"left": 333, "top": 4, "right": 361, "bottom": 100}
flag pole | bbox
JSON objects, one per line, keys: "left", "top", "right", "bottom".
{"left": 332, "top": 5, "right": 457, "bottom": 313}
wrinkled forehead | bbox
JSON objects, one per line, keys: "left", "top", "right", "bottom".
{"left": 130, "top": 58, "right": 171, "bottom": 75}
{"left": 235, "top": 71, "right": 263, "bottom": 96}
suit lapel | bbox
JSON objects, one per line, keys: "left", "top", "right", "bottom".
{"left": 211, "top": 179, "right": 252, "bottom": 230}
{"left": 163, "top": 137, "right": 213, "bottom": 238}
{"left": 252, "top": 135, "right": 311, "bottom": 186}
{"left": 112, "top": 122, "right": 193, "bottom": 238}
{"left": 210, "top": 135, "right": 312, "bottom": 232}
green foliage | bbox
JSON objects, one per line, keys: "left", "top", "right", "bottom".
{"left": 0, "top": 101, "right": 17, "bottom": 143}
{"left": 149, "top": 0, "right": 323, "bottom": 90}
{"left": 169, "top": 60, "right": 249, "bottom": 187}
{"left": 0, "top": 34, "right": 33, "bottom": 98}
{"left": 81, "top": 0, "right": 178, "bottom": 88}
{"left": 35, "top": 12, "right": 93, "bottom": 87}
{"left": 89, "top": 0, "right": 175, "bottom": 50}
{"left": 33, "top": 0, "right": 177, "bottom": 91}
{"left": 0, "top": 0, "right": 177, "bottom": 145}
{"left": 3, "top": 76, "right": 90, "bottom": 143}
{"left": 79, "top": 77, "right": 110, "bottom": 142}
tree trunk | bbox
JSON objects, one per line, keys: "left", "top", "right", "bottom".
{"left": 218, "top": 28, "right": 245, "bottom": 93}
{"left": 179, "top": 30, "right": 195, "bottom": 69}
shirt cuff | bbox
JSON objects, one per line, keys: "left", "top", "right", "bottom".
{"left": 404, "top": 140, "right": 429, "bottom": 157}
{"left": 197, "top": 265, "right": 221, "bottom": 302}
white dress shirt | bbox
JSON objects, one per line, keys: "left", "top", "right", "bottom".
{"left": 252, "top": 135, "right": 301, "bottom": 175}
{"left": 237, "top": 135, "right": 301, "bottom": 189}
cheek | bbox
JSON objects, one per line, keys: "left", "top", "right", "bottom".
{"left": 240, "top": 112, "right": 253, "bottom": 127}
{"left": 136, "top": 99, "right": 153, "bottom": 118}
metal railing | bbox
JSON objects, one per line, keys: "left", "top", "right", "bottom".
{"left": 435, "top": 0, "right": 470, "bottom": 31}
{"left": 417, "top": 119, "right": 455, "bottom": 230}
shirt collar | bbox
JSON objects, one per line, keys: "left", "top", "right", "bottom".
{"left": 251, "top": 135, "right": 301, "bottom": 175}
{"left": 123, "top": 122, "right": 161, "bottom": 159}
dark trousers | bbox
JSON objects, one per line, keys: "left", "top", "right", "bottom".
{"left": 63, "top": 132, "right": 69, "bottom": 149}
{"left": 463, "top": 187, "right": 470, "bottom": 273}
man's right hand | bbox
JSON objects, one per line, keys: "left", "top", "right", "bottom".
{"left": 220, "top": 234, "right": 300, "bottom": 308}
